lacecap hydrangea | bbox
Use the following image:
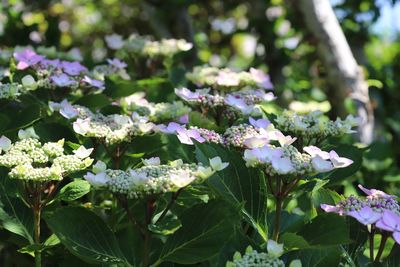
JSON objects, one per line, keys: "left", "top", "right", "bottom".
{"left": 84, "top": 156, "right": 228, "bottom": 198}
{"left": 50, "top": 100, "right": 155, "bottom": 144}
{"left": 0, "top": 130, "right": 93, "bottom": 182}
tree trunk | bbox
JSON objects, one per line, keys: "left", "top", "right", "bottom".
{"left": 295, "top": 0, "right": 374, "bottom": 144}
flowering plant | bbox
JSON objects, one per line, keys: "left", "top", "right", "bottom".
{"left": 0, "top": 30, "right": 395, "bottom": 267}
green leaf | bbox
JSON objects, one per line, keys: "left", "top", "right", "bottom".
{"left": 0, "top": 184, "right": 34, "bottom": 243}
{"left": 154, "top": 200, "right": 238, "bottom": 265}
{"left": 46, "top": 206, "right": 130, "bottom": 265}
{"left": 297, "top": 213, "right": 351, "bottom": 247}
{"left": 3, "top": 104, "right": 44, "bottom": 132}
{"left": 285, "top": 247, "right": 342, "bottom": 267}
{"left": 195, "top": 142, "right": 268, "bottom": 240}
{"left": 280, "top": 232, "right": 310, "bottom": 251}
{"left": 56, "top": 180, "right": 91, "bottom": 202}
{"left": 149, "top": 214, "right": 182, "bottom": 235}
{"left": 75, "top": 94, "right": 111, "bottom": 110}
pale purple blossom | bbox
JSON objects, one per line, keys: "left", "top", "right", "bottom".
{"left": 249, "top": 117, "right": 271, "bottom": 129}
{"left": 176, "top": 128, "right": 205, "bottom": 145}
{"left": 347, "top": 206, "right": 381, "bottom": 225}
{"left": 175, "top": 88, "right": 200, "bottom": 101}
{"left": 329, "top": 150, "right": 353, "bottom": 168}
{"left": 105, "top": 34, "right": 125, "bottom": 50}
{"left": 13, "top": 49, "right": 44, "bottom": 70}
{"left": 250, "top": 68, "right": 274, "bottom": 90}
{"left": 40, "top": 59, "right": 61, "bottom": 68}
{"left": 51, "top": 74, "right": 77, "bottom": 87}
{"left": 375, "top": 210, "right": 400, "bottom": 244}
{"left": 271, "top": 156, "right": 294, "bottom": 174}
{"left": 178, "top": 114, "right": 189, "bottom": 124}
{"left": 61, "top": 61, "right": 87, "bottom": 76}
{"left": 358, "top": 184, "right": 396, "bottom": 199}
{"left": 156, "top": 122, "right": 185, "bottom": 134}
{"left": 107, "top": 58, "right": 127, "bottom": 69}
{"left": 82, "top": 76, "right": 105, "bottom": 90}
{"left": 303, "top": 146, "right": 330, "bottom": 160}
{"left": 59, "top": 99, "right": 79, "bottom": 119}
{"left": 225, "top": 95, "right": 252, "bottom": 114}
{"left": 311, "top": 156, "right": 334, "bottom": 172}
{"left": 320, "top": 204, "right": 343, "bottom": 215}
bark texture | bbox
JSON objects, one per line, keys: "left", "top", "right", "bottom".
{"left": 296, "top": 0, "right": 374, "bottom": 144}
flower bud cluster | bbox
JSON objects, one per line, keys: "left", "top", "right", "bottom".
{"left": 186, "top": 66, "right": 273, "bottom": 91}
{"left": 175, "top": 87, "right": 275, "bottom": 117}
{"left": 122, "top": 34, "right": 193, "bottom": 57}
{"left": 322, "top": 185, "right": 400, "bottom": 244}
{"left": 226, "top": 246, "right": 285, "bottom": 267}
{"left": 274, "top": 110, "right": 359, "bottom": 141}
{"left": 10, "top": 49, "right": 132, "bottom": 95}
{"left": 223, "top": 124, "right": 260, "bottom": 148}
{"left": 190, "top": 127, "right": 225, "bottom": 145}
{"left": 52, "top": 100, "right": 155, "bottom": 144}
{"left": 84, "top": 157, "right": 228, "bottom": 198}
{"left": 121, "top": 93, "right": 191, "bottom": 123}
{"left": 0, "top": 83, "right": 24, "bottom": 99}
{"left": 0, "top": 135, "right": 93, "bottom": 182}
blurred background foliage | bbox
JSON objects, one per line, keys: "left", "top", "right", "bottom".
{"left": 1, "top": 0, "right": 400, "bottom": 242}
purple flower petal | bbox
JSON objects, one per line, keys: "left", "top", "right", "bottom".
{"left": 61, "top": 61, "right": 87, "bottom": 76}
{"left": 347, "top": 206, "right": 381, "bottom": 225}
{"left": 13, "top": 49, "right": 44, "bottom": 70}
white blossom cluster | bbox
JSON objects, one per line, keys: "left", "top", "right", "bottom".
{"left": 186, "top": 66, "right": 273, "bottom": 91}
{"left": 226, "top": 242, "right": 301, "bottom": 267}
{"left": 175, "top": 87, "right": 275, "bottom": 117}
{"left": 105, "top": 33, "right": 193, "bottom": 58}
{"left": 274, "top": 110, "right": 360, "bottom": 142}
{"left": 0, "top": 83, "right": 24, "bottom": 99}
{"left": 242, "top": 118, "right": 353, "bottom": 176}
{"left": 0, "top": 132, "right": 93, "bottom": 182}
{"left": 84, "top": 157, "right": 228, "bottom": 198}
{"left": 121, "top": 92, "right": 191, "bottom": 123}
{"left": 226, "top": 245, "right": 284, "bottom": 267}
{"left": 50, "top": 100, "right": 155, "bottom": 144}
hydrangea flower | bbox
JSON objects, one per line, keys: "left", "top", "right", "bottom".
{"left": 50, "top": 73, "right": 78, "bottom": 87}
{"left": 82, "top": 76, "right": 105, "bottom": 90}
{"left": 13, "top": 49, "right": 44, "bottom": 70}
{"left": 274, "top": 110, "right": 359, "bottom": 143}
{"left": 0, "top": 137, "right": 93, "bottom": 182}
{"left": 225, "top": 246, "right": 286, "bottom": 267}
{"left": 61, "top": 61, "right": 87, "bottom": 76}
{"left": 105, "top": 34, "right": 125, "bottom": 50}
{"left": 84, "top": 157, "right": 227, "bottom": 198}
{"left": 321, "top": 185, "right": 400, "bottom": 245}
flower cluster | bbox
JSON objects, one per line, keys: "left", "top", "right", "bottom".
{"left": 175, "top": 87, "right": 275, "bottom": 117}
{"left": 274, "top": 110, "right": 360, "bottom": 143}
{"left": 0, "top": 83, "right": 23, "bottom": 99}
{"left": 186, "top": 66, "right": 273, "bottom": 91}
{"left": 51, "top": 100, "right": 155, "bottom": 144}
{"left": 9, "top": 48, "right": 131, "bottom": 96}
{"left": 0, "top": 131, "right": 93, "bottom": 182}
{"left": 322, "top": 185, "right": 400, "bottom": 244}
{"left": 105, "top": 33, "right": 193, "bottom": 57}
{"left": 226, "top": 241, "right": 302, "bottom": 267}
{"left": 84, "top": 156, "right": 228, "bottom": 198}
{"left": 120, "top": 92, "right": 191, "bottom": 123}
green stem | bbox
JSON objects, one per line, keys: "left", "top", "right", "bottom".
{"left": 155, "top": 188, "right": 183, "bottom": 224}
{"left": 369, "top": 227, "right": 375, "bottom": 262}
{"left": 272, "top": 177, "right": 283, "bottom": 241}
{"left": 375, "top": 234, "right": 389, "bottom": 262}
{"left": 142, "top": 199, "right": 156, "bottom": 267}
{"left": 33, "top": 195, "right": 42, "bottom": 267}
